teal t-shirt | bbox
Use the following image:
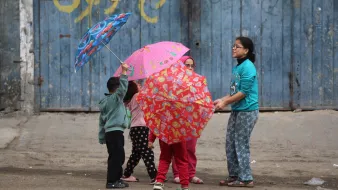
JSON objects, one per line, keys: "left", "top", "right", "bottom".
{"left": 230, "top": 59, "right": 259, "bottom": 111}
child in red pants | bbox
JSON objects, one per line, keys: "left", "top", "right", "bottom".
{"left": 171, "top": 56, "right": 204, "bottom": 185}
{"left": 148, "top": 132, "right": 190, "bottom": 190}
{"left": 171, "top": 138, "right": 203, "bottom": 184}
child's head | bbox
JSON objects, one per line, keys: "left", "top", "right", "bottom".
{"left": 107, "top": 77, "right": 120, "bottom": 93}
{"left": 233, "top": 36, "right": 255, "bottom": 63}
{"left": 180, "top": 56, "right": 195, "bottom": 71}
{"left": 123, "top": 81, "right": 139, "bottom": 102}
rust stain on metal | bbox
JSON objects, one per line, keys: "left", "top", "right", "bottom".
{"left": 293, "top": 0, "right": 300, "bottom": 8}
{"left": 59, "top": 34, "right": 71, "bottom": 38}
{"left": 38, "top": 76, "right": 44, "bottom": 86}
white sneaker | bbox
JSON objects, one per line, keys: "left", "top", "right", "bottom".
{"left": 153, "top": 182, "right": 164, "bottom": 190}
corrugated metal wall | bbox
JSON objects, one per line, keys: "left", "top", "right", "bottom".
{"left": 34, "top": 0, "right": 188, "bottom": 111}
{"left": 34, "top": 0, "right": 338, "bottom": 111}
{"left": 0, "top": 0, "right": 21, "bottom": 111}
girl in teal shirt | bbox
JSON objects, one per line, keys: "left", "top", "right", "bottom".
{"left": 214, "top": 37, "right": 258, "bottom": 188}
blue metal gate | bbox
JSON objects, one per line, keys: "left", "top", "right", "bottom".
{"left": 34, "top": 0, "right": 338, "bottom": 111}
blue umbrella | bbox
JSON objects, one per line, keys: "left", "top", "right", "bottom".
{"left": 74, "top": 13, "right": 131, "bottom": 72}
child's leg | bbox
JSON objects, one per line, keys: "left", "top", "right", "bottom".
{"left": 171, "top": 157, "right": 179, "bottom": 179}
{"left": 105, "top": 131, "right": 125, "bottom": 184}
{"left": 139, "top": 127, "right": 157, "bottom": 179}
{"left": 123, "top": 127, "right": 142, "bottom": 178}
{"left": 156, "top": 140, "right": 173, "bottom": 183}
{"left": 226, "top": 112, "right": 239, "bottom": 178}
{"left": 172, "top": 141, "right": 189, "bottom": 188}
{"left": 186, "top": 138, "right": 198, "bottom": 179}
{"left": 233, "top": 110, "right": 258, "bottom": 182}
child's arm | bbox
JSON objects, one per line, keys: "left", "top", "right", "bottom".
{"left": 115, "top": 63, "right": 129, "bottom": 101}
{"left": 98, "top": 114, "right": 105, "bottom": 144}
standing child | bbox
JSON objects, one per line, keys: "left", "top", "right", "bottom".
{"left": 172, "top": 56, "right": 203, "bottom": 184}
{"left": 215, "top": 37, "right": 258, "bottom": 188}
{"left": 121, "top": 80, "right": 158, "bottom": 184}
{"left": 98, "top": 63, "right": 130, "bottom": 189}
{"left": 149, "top": 133, "right": 190, "bottom": 190}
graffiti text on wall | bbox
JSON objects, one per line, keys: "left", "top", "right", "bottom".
{"left": 53, "top": 0, "right": 166, "bottom": 24}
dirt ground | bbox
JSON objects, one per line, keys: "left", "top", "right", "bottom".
{"left": 0, "top": 110, "right": 338, "bottom": 190}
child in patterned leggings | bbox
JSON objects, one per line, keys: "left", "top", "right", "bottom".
{"left": 121, "top": 81, "right": 157, "bottom": 184}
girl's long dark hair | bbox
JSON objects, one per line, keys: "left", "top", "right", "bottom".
{"left": 123, "top": 81, "right": 139, "bottom": 103}
{"left": 236, "top": 36, "right": 255, "bottom": 63}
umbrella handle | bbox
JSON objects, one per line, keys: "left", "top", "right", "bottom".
{"left": 101, "top": 42, "right": 132, "bottom": 72}
{"left": 101, "top": 41, "right": 123, "bottom": 64}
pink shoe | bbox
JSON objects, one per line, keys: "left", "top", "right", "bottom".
{"left": 121, "top": 175, "right": 139, "bottom": 182}
{"left": 190, "top": 176, "right": 204, "bottom": 184}
{"left": 173, "top": 177, "right": 180, "bottom": 184}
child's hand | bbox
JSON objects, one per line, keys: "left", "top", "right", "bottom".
{"left": 213, "top": 99, "right": 222, "bottom": 105}
{"left": 121, "top": 63, "right": 129, "bottom": 75}
{"left": 215, "top": 101, "right": 224, "bottom": 110}
{"left": 215, "top": 98, "right": 229, "bottom": 110}
{"left": 148, "top": 142, "right": 154, "bottom": 149}
{"left": 99, "top": 139, "right": 106, "bottom": 144}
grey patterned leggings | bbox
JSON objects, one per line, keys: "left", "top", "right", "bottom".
{"left": 226, "top": 110, "right": 259, "bottom": 181}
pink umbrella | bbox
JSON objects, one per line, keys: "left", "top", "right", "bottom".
{"left": 113, "top": 41, "right": 189, "bottom": 81}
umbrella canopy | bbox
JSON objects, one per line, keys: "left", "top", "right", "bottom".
{"left": 137, "top": 62, "right": 214, "bottom": 144}
{"left": 74, "top": 13, "right": 131, "bottom": 72}
{"left": 113, "top": 41, "right": 189, "bottom": 81}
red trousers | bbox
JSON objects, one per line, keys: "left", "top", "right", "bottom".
{"left": 172, "top": 138, "right": 197, "bottom": 179}
{"left": 156, "top": 140, "right": 189, "bottom": 188}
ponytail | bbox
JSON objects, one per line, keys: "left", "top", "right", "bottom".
{"left": 247, "top": 52, "right": 255, "bottom": 63}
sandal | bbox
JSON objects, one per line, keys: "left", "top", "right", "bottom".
{"left": 190, "top": 176, "right": 204, "bottom": 184}
{"left": 121, "top": 175, "right": 139, "bottom": 182}
{"left": 227, "top": 180, "right": 254, "bottom": 188}
{"left": 173, "top": 177, "right": 180, "bottom": 184}
{"left": 219, "top": 176, "right": 238, "bottom": 186}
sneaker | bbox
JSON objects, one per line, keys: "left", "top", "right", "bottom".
{"left": 153, "top": 182, "right": 164, "bottom": 190}
{"left": 150, "top": 179, "right": 156, "bottom": 185}
{"left": 150, "top": 178, "right": 168, "bottom": 185}
{"left": 119, "top": 180, "right": 129, "bottom": 187}
{"left": 106, "top": 181, "right": 126, "bottom": 189}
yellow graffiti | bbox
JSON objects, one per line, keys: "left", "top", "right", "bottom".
{"left": 155, "top": 0, "right": 166, "bottom": 9}
{"left": 75, "top": 0, "right": 100, "bottom": 23}
{"left": 104, "top": 0, "right": 119, "bottom": 15}
{"left": 53, "top": 0, "right": 166, "bottom": 24}
{"left": 138, "top": 0, "right": 166, "bottom": 24}
{"left": 53, "top": 0, "right": 80, "bottom": 13}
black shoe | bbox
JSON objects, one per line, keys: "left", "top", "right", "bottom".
{"left": 106, "top": 181, "right": 126, "bottom": 189}
{"left": 119, "top": 179, "right": 129, "bottom": 187}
